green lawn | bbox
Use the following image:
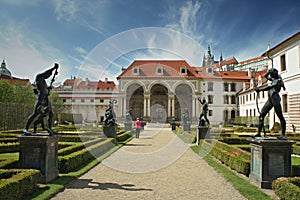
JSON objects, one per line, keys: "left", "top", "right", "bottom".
{"left": 292, "top": 156, "right": 300, "bottom": 165}
{"left": 0, "top": 152, "right": 19, "bottom": 159}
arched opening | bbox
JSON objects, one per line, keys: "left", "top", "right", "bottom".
{"left": 175, "top": 84, "right": 193, "bottom": 121}
{"left": 150, "top": 84, "right": 168, "bottom": 123}
{"left": 127, "top": 84, "right": 144, "bottom": 120}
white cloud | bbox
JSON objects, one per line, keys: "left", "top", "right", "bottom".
{"left": 0, "top": 21, "right": 73, "bottom": 83}
{"left": 53, "top": 0, "right": 78, "bottom": 22}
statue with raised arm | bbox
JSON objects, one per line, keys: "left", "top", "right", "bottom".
{"left": 198, "top": 97, "right": 210, "bottom": 127}
{"left": 23, "top": 63, "right": 59, "bottom": 136}
{"left": 254, "top": 68, "right": 286, "bottom": 140}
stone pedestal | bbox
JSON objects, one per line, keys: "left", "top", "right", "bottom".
{"left": 103, "top": 126, "right": 117, "bottom": 143}
{"left": 196, "top": 127, "right": 210, "bottom": 145}
{"left": 249, "top": 138, "right": 295, "bottom": 189}
{"left": 124, "top": 122, "right": 132, "bottom": 131}
{"left": 19, "top": 135, "right": 59, "bottom": 183}
{"left": 183, "top": 123, "right": 191, "bottom": 131}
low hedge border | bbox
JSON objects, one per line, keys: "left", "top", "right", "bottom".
{"left": 58, "top": 138, "right": 105, "bottom": 156}
{"left": 202, "top": 140, "right": 250, "bottom": 176}
{"left": 58, "top": 138, "right": 115, "bottom": 173}
{"left": 272, "top": 177, "right": 300, "bottom": 200}
{"left": 213, "top": 140, "right": 251, "bottom": 160}
{"left": 0, "top": 143, "right": 19, "bottom": 153}
{"left": 220, "top": 137, "right": 250, "bottom": 145}
{"left": 0, "top": 158, "right": 18, "bottom": 169}
{"left": 0, "top": 169, "right": 41, "bottom": 200}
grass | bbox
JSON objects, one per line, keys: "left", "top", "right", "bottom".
{"left": 191, "top": 145, "right": 273, "bottom": 200}
{"left": 292, "top": 156, "right": 300, "bottom": 165}
{"left": 25, "top": 135, "right": 134, "bottom": 200}
{"left": 0, "top": 152, "right": 19, "bottom": 159}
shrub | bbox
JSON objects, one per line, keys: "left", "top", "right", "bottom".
{"left": 0, "top": 159, "right": 18, "bottom": 169}
{"left": 272, "top": 177, "right": 300, "bottom": 200}
{"left": 202, "top": 140, "right": 250, "bottom": 176}
{"left": 0, "top": 169, "right": 41, "bottom": 200}
{"left": 58, "top": 138, "right": 115, "bottom": 173}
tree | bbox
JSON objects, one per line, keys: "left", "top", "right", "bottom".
{"left": 0, "top": 80, "right": 14, "bottom": 102}
{"left": 49, "top": 91, "right": 65, "bottom": 123}
{"left": 13, "top": 81, "right": 36, "bottom": 105}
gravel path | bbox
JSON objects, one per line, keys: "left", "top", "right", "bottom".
{"left": 51, "top": 126, "right": 246, "bottom": 200}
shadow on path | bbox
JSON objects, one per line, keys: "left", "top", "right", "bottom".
{"left": 66, "top": 179, "right": 153, "bottom": 192}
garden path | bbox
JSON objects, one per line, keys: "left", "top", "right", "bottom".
{"left": 51, "top": 125, "right": 246, "bottom": 200}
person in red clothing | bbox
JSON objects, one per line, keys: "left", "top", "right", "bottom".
{"left": 135, "top": 118, "right": 141, "bottom": 138}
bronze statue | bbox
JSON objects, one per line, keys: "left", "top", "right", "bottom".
{"left": 23, "top": 63, "right": 59, "bottom": 136}
{"left": 254, "top": 68, "right": 286, "bottom": 139}
{"left": 198, "top": 97, "right": 210, "bottom": 126}
{"left": 104, "top": 100, "right": 117, "bottom": 127}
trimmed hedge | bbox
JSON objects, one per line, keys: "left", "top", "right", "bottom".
{"left": 0, "top": 169, "right": 41, "bottom": 200}
{"left": 202, "top": 140, "right": 250, "bottom": 176}
{"left": 220, "top": 137, "right": 250, "bottom": 145}
{"left": 58, "top": 138, "right": 115, "bottom": 173}
{"left": 0, "top": 143, "right": 19, "bottom": 153}
{"left": 0, "top": 159, "right": 18, "bottom": 169}
{"left": 272, "top": 177, "right": 300, "bottom": 200}
{"left": 58, "top": 138, "right": 105, "bottom": 156}
{"left": 293, "top": 144, "right": 300, "bottom": 155}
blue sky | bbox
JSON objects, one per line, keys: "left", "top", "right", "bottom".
{"left": 0, "top": 0, "right": 299, "bottom": 84}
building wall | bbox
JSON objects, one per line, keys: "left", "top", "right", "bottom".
{"left": 271, "top": 40, "right": 300, "bottom": 132}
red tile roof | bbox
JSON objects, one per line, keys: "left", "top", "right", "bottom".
{"left": 62, "top": 78, "right": 116, "bottom": 90}
{"left": 215, "top": 57, "right": 238, "bottom": 67}
{"left": 0, "top": 74, "right": 30, "bottom": 84}
{"left": 117, "top": 60, "right": 199, "bottom": 79}
{"left": 117, "top": 60, "right": 251, "bottom": 81}
{"left": 239, "top": 56, "right": 266, "bottom": 65}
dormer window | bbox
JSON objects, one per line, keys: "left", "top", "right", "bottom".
{"left": 180, "top": 66, "right": 187, "bottom": 75}
{"left": 133, "top": 66, "right": 140, "bottom": 75}
{"left": 157, "top": 66, "right": 163, "bottom": 75}
{"left": 206, "top": 67, "right": 213, "bottom": 73}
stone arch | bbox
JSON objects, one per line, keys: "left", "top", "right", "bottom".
{"left": 172, "top": 80, "right": 196, "bottom": 94}
{"left": 122, "top": 80, "right": 146, "bottom": 94}
{"left": 148, "top": 80, "right": 171, "bottom": 93}
{"left": 175, "top": 84, "right": 193, "bottom": 121}
{"left": 150, "top": 84, "right": 168, "bottom": 123}
{"left": 127, "top": 83, "right": 144, "bottom": 120}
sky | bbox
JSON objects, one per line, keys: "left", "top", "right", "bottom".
{"left": 0, "top": 0, "right": 299, "bottom": 84}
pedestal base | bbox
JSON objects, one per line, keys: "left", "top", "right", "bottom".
{"left": 249, "top": 138, "right": 295, "bottom": 189}
{"left": 103, "top": 126, "right": 117, "bottom": 143}
{"left": 196, "top": 127, "right": 210, "bottom": 145}
{"left": 19, "top": 135, "right": 59, "bottom": 183}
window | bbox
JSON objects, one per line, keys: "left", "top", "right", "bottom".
{"left": 208, "top": 95, "right": 213, "bottom": 104}
{"left": 230, "top": 83, "right": 236, "bottom": 91}
{"left": 209, "top": 110, "right": 213, "bottom": 116}
{"left": 157, "top": 66, "right": 163, "bottom": 75}
{"left": 90, "top": 99, "right": 94, "bottom": 103}
{"left": 133, "top": 66, "right": 140, "bottom": 75}
{"left": 231, "top": 95, "right": 236, "bottom": 104}
{"left": 280, "top": 54, "right": 286, "bottom": 72}
{"left": 224, "top": 95, "right": 229, "bottom": 104}
{"left": 224, "top": 82, "right": 229, "bottom": 92}
{"left": 250, "top": 109, "right": 252, "bottom": 117}
{"left": 81, "top": 99, "right": 85, "bottom": 103}
{"left": 72, "top": 99, "right": 75, "bottom": 103}
{"left": 208, "top": 82, "right": 213, "bottom": 91}
{"left": 180, "top": 66, "right": 187, "bottom": 75}
{"left": 250, "top": 93, "right": 252, "bottom": 101}
{"left": 63, "top": 99, "right": 66, "bottom": 103}
{"left": 207, "top": 68, "right": 213, "bottom": 73}
{"left": 246, "top": 109, "right": 248, "bottom": 117}
{"left": 100, "top": 99, "right": 104, "bottom": 103}
{"left": 282, "top": 94, "right": 288, "bottom": 112}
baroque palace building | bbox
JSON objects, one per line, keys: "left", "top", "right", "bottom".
{"left": 116, "top": 48, "right": 251, "bottom": 124}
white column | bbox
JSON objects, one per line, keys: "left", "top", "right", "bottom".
{"left": 192, "top": 97, "right": 196, "bottom": 117}
{"left": 168, "top": 98, "right": 171, "bottom": 116}
{"left": 172, "top": 97, "right": 175, "bottom": 117}
{"left": 144, "top": 98, "right": 147, "bottom": 116}
{"left": 123, "top": 98, "right": 126, "bottom": 117}
{"left": 147, "top": 98, "right": 150, "bottom": 116}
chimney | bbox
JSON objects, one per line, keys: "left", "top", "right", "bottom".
{"left": 105, "top": 77, "right": 108, "bottom": 83}
{"left": 85, "top": 78, "right": 89, "bottom": 86}
{"left": 247, "top": 67, "right": 252, "bottom": 78}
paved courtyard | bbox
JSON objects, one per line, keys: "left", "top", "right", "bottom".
{"left": 51, "top": 125, "right": 246, "bottom": 200}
